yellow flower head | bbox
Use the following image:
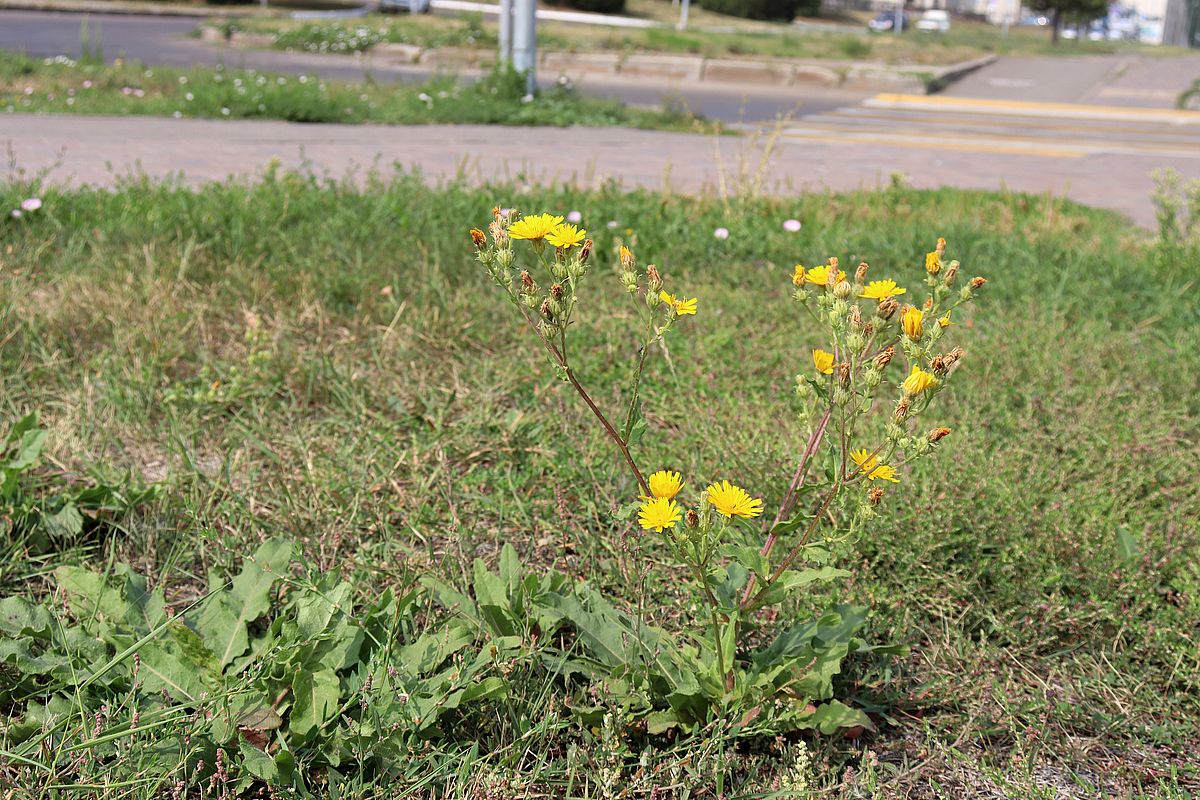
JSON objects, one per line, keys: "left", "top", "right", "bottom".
{"left": 812, "top": 348, "right": 834, "bottom": 375}
{"left": 638, "top": 496, "right": 682, "bottom": 533}
{"left": 659, "top": 291, "right": 698, "bottom": 316}
{"left": 902, "top": 365, "right": 938, "bottom": 396}
{"left": 805, "top": 264, "right": 846, "bottom": 287}
{"left": 647, "top": 470, "right": 684, "bottom": 500}
{"left": 850, "top": 449, "right": 901, "bottom": 483}
{"left": 546, "top": 223, "right": 586, "bottom": 249}
{"left": 507, "top": 213, "right": 564, "bottom": 241}
{"left": 860, "top": 279, "right": 907, "bottom": 301}
{"left": 902, "top": 306, "right": 924, "bottom": 339}
{"left": 938, "top": 311, "right": 953, "bottom": 328}
{"left": 925, "top": 251, "right": 942, "bottom": 275}
{"left": 792, "top": 264, "right": 807, "bottom": 287}
{"left": 706, "top": 480, "right": 764, "bottom": 519}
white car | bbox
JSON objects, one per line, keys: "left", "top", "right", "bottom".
{"left": 916, "top": 10, "right": 951, "bottom": 32}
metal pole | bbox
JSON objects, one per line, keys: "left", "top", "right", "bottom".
{"left": 678, "top": 0, "right": 690, "bottom": 30}
{"left": 499, "top": 0, "right": 513, "bottom": 65}
{"left": 512, "top": 0, "right": 537, "bottom": 95}
{"left": 894, "top": 0, "right": 902, "bottom": 34}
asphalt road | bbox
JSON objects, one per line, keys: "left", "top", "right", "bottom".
{"left": 0, "top": 9, "right": 867, "bottom": 121}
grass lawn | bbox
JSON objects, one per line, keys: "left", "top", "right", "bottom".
{"left": 0, "top": 174, "right": 1197, "bottom": 796}
{"left": 229, "top": 10, "right": 1173, "bottom": 67}
{"left": 0, "top": 50, "right": 706, "bottom": 129}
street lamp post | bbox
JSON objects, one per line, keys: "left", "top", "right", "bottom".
{"left": 512, "top": 0, "right": 538, "bottom": 95}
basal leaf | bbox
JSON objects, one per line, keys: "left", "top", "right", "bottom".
{"left": 193, "top": 538, "right": 291, "bottom": 669}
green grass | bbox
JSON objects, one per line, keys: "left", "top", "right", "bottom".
{"left": 232, "top": 11, "right": 1176, "bottom": 67}
{"left": 1, "top": 173, "right": 1198, "bottom": 796}
{"left": 0, "top": 50, "right": 706, "bottom": 129}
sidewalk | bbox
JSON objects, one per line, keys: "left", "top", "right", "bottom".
{"left": 3, "top": 113, "right": 1194, "bottom": 226}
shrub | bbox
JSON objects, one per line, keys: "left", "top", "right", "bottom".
{"left": 557, "top": 0, "right": 627, "bottom": 14}
{"left": 698, "top": 0, "right": 818, "bottom": 23}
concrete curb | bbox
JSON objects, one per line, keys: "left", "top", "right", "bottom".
{"left": 0, "top": 0, "right": 279, "bottom": 16}
{"left": 219, "top": 27, "right": 996, "bottom": 95}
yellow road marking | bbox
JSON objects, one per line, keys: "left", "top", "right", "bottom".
{"left": 781, "top": 130, "right": 1086, "bottom": 158}
{"left": 870, "top": 93, "right": 1200, "bottom": 124}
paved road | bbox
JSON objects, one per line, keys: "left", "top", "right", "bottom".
{"left": 0, "top": 9, "right": 866, "bottom": 121}
{"left": 2, "top": 106, "right": 1196, "bottom": 225}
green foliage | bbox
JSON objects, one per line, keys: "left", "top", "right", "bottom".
{"left": 0, "top": 412, "right": 153, "bottom": 567}
{"left": 697, "top": 0, "right": 809, "bottom": 24}
{"left": 558, "top": 0, "right": 628, "bottom": 14}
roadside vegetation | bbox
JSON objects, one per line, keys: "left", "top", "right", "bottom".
{"left": 0, "top": 50, "right": 705, "bottom": 129}
{"left": 0, "top": 169, "right": 1197, "bottom": 796}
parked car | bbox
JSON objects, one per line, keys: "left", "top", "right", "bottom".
{"left": 379, "top": 0, "right": 431, "bottom": 13}
{"left": 916, "top": 9, "right": 951, "bottom": 32}
{"left": 868, "top": 9, "right": 911, "bottom": 32}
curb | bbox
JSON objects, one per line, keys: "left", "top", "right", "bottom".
{"left": 0, "top": 0, "right": 280, "bottom": 16}
{"left": 219, "top": 28, "right": 997, "bottom": 95}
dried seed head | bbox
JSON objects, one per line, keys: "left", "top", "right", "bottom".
{"left": 619, "top": 245, "right": 635, "bottom": 270}
{"left": 470, "top": 228, "right": 486, "bottom": 249}
{"left": 970, "top": 276, "right": 987, "bottom": 290}
{"left": 685, "top": 509, "right": 700, "bottom": 528}
{"left": 838, "top": 362, "right": 851, "bottom": 387}
{"left": 520, "top": 270, "right": 535, "bottom": 295}
{"left": 868, "top": 486, "right": 884, "bottom": 506}
{"left": 862, "top": 321, "right": 875, "bottom": 337}
{"left": 944, "top": 260, "right": 959, "bottom": 286}
{"left": 828, "top": 256, "right": 840, "bottom": 270}
{"left": 877, "top": 297, "right": 900, "bottom": 320}
{"left": 945, "top": 346, "right": 964, "bottom": 368}
{"left": 580, "top": 238, "right": 593, "bottom": 263}
{"left": 540, "top": 298, "right": 554, "bottom": 322}
{"left": 646, "top": 264, "right": 662, "bottom": 292}
{"left": 550, "top": 283, "right": 565, "bottom": 300}
{"left": 849, "top": 305, "right": 863, "bottom": 330}
{"left": 874, "top": 345, "right": 895, "bottom": 370}
{"left": 930, "top": 354, "right": 947, "bottom": 374}
{"left": 923, "top": 296, "right": 934, "bottom": 311}
{"left": 929, "top": 426, "right": 952, "bottom": 442}
{"left": 834, "top": 280, "right": 852, "bottom": 300}
{"left": 489, "top": 219, "right": 508, "bottom": 247}
{"left": 936, "top": 236, "right": 947, "bottom": 256}
{"left": 894, "top": 397, "right": 911, "bottom": 421}
{"left": 855, "top": 261, "right": 870, "bottom": 284}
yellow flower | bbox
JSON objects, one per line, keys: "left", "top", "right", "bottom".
{"left": 638, "top": 497, "right": 681, "bottom": 532}
{"left": 812, "top": 348, "right": 834, "bottom": 375}
{"left": 792, "top": 264, "right": 806, "bottom": 286}
{"left": 507, "top": 213, "right": 564, "bottom": 241}
{"left": 850, "top": 449, "right": 901, "bottom": 483}
{"left": 925, "top": 251, "right": 942, "bottom": 275}
{"left": 647, "top": 470, "right": 684, "bottom": 500}
{"left": 546, "top": 223, "right": 586, "bottom": 249}
{"left": 860, "top": 279, "right": 907, "bottom": 301}
{"left": 902, "top": 365, "right": 938, "bottom": 396}
{"left": 659, "top": 291, "right": 698, "bottom": 316}
{"left": 938, "top": 311, "right": 953, "bottom": 328}
{"left": 902, "top": 306, "right": 924, "bottom": 339}
{"left": 706, "top": 480, "right": 763, "bottom": 519}
{"left": 805, "top": 265, "right": 846, "bottom": 287}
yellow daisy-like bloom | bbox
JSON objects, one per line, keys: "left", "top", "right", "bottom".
{"left": 507, "top": 213, "right": 564, "bottom": 242}
{"left": 812, "top": 348, "right": 834, "bottom": 375}
{"left": 850, "top": 449, "right": 901, "bottom": 483}
{"left": 638, "top": 496, "right": 682, "bottom": 532}
{"left": 938, "top": 311, "right": 953, "bottom": 328}
{"left": 805, "top": 265, "right": 846, "bottom": 287}
{"left": 706, "top": 480, "right": 764, "bottom": 519}
{"left": 902, "top": 306, "right": 924, "bottom": 339}
{"left": 546, "top": 223, "right": 586, "bottom": 249}
{"left": 659, "top": 291, "right": 698, "bottom": 316}
{"left": 860, "top": 279, "right": 907, "bottom": 301}
{"left": 925, "top": 251, "right": 942, "bottom": 275}
{"left": 647, "top": 470, "right": 684, "bottom": 500}
{"left": 902, "top": 365, "right": 939, "bottom": 396}
{"left": 792, "top": 264, "right": 807, "bottom": 287}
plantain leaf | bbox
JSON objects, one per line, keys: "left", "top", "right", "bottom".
{"left": 193, "top": 538, "right": 291, "bottom": 668}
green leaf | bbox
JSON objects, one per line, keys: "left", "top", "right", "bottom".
{"left": 803, "top": 700, "right": 874, "bottom": 734}
{"left": 0, "top": 597, "right": 53, "bottom": 639}
{"left": 289, "top": 668, "right": 340, "bottom": 737}
{"left": 457, "top": 676, "right": 507, "bottom": 704}
{"left": 1116, "top": 526, "right": 1139, "bottom": 564}
{"left": 194, "top": 538, "right": 291, "bottom": 668}
{"left": 613, "top": 501, "right": 641, "bottom": 522}
{"left": 44, "top": 502, "right": 84, "bottom": 540}
{"left": 238, "top": 740, "right": 279, "bottom": 783}
{"left": 646, "top": 709, "right": 684, "bottom": 734}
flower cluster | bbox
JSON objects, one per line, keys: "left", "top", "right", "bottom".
{"left": 792, "top": 238, "right": 986, "bottom": 520}
{"left": 638, "top": 470, "right": 763, "bottom": 535}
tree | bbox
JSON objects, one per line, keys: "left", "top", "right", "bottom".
{"left": 1030, "top": 0, "right": 1107, "bottom": 42}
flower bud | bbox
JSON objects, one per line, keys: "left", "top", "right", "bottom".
{"left": 863, "top": 366, "right": 882, "bottom": 389}
{"left": 868, "top": 486, "right": 884, "bottom": 506}
{"left": 923, "top": 296, "right": 934, "bottom": 312}
{"left": 832, "top": 387, "right": 849, "bottom": 406}
{"left": 970, "top": 276, "right": 987, "bottom": 290}
{"left": 685, "top": 509, "right": 700, "bottom": 528}
{"left": 874, "top": 346, "right": 895, "bottom": 370}
{"left": 894, "top": 397, "right": 910, "bottom": 422}
{"left": 929, "top": 426, "right": 952, "bottom": 443}
{"left": 520, "top": 271, "right": 536, "bottom": 296}
{"left": 833, "top": 280, "right": 852, "bottom": 300}
{"left": 795, "top": 376, "right": 811, "bottom": 398}
{"left": 944, "top": 260, "right": 959, "bottom": 286}
{"left": 621, "top": 271, "right": 638, "bottom": 293}
{"left": 828, "top": 256, "right": 839, "bottom": 270}
{"left": 496, "top": 248, "right": 515, "bottom": 270}
{"left": 847, "top": 332, "right": 865, "bottom": 352}
{"left": 792, "top": 264, "right": 806, "bottom": 287}
{"left": 902, "top": 306, "right": 923, "bottom": 340}
{"left": 855, "top": 261, "right": 869, "bottom": 285}
{"left": 619, "top": 245, "right": 635, "bottom": 271}
{"left": 925, "top": 250, "right": 941, "bottom": 275}
{"left": 470, "top": 228, "right": 487, "bottom": 249}
{"left": 646, "top": 265, "right": 663, "bottom": 293}
{"left": 877, "top": 297, "right": 899, "bottom": 321}
{"left": 579, "top": 239, "right": 593, "bottom": 263}
{"left": 937, "top": 236, "right": 947, "bottom": 254}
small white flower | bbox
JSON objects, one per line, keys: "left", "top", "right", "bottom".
{"left": 520, "top": 93, "right": 534, "bottom": 104}
{"left": 606, "top": 220, "right": 619, "bottom": 229}
{"left": 221, "top": 107, "right": 231, "bottom": 116}
{"left": 179, "top": 76, "right": 188, "bottom": 85}
{"left": 133, "top": 89, "right": 145, "bottom": 98}
{"left": 172, "top": 110, "right": 181, "bottom": 118}
{"left": 185, "top": 92, "right": 194, "bottom": 101}
{"left": 66, "top": 97, "right": 75, "bottom": 106}
{"left": 23, "top": 87, "right": 33, "bottom": 95}
{"left": 21, "top": 198, "right": 42, "bottom": 212}
{"left": 783, "top": 219, "right": 802, "bottom": 233}
{"left": 714, "top": 227, "right": 730, "bottom": 240}
{"left": 10, "top": 209, "right": 21, "bottom": 219}
{"left": 567, "top": 211, "right": 582, "bottom": 224}
{"left": 82, "top": 80, "right": 93, "bottom": 89}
